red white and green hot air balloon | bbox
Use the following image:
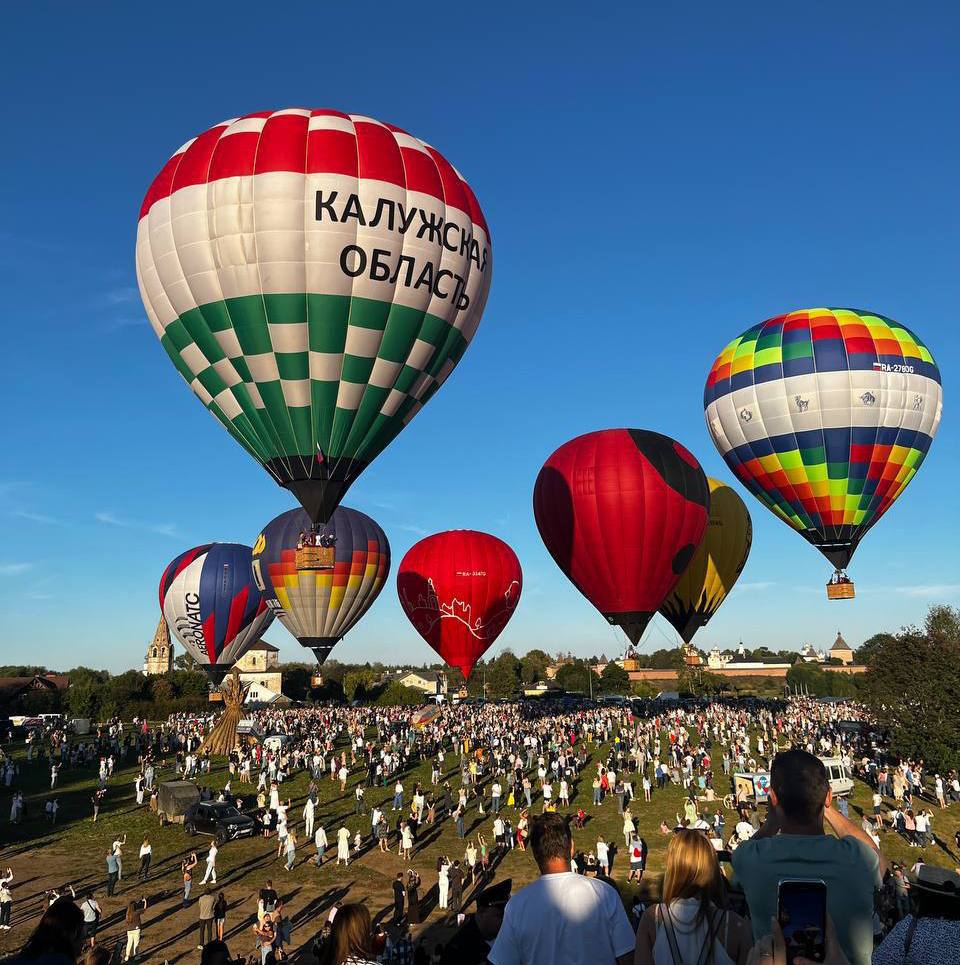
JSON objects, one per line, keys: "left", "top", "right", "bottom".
{"left": 136, "top": 109, "right": 492, "bottom": 524}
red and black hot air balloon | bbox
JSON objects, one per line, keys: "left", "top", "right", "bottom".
{"left": 397, "top": 530, "right": 522, "bottom": 679}
{"left": 533, "top": 429, "right": 710, "bottom": 645}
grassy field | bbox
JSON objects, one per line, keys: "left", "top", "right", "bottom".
{"left": 2, "top": 720, "right": 958, "bottom": 963}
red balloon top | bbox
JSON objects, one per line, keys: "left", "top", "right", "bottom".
{"left": 533, "top": 429, "right": 709, "bottom": 644}
{"left": 397, "top": 530, "right": 522, "bottom": 680}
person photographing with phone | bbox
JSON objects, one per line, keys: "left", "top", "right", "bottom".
{"left": 731, "top": 749, "right": 885, "bottom": 965}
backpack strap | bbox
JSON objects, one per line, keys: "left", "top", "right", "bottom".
{"left": 659, "top": 905, "right": 685, "bottom": 965}
{"left": 903, "top": 915, "right": 920, "bottom": 965}
{"left": 695, "top": 908, "right": 724, "bottom": 965}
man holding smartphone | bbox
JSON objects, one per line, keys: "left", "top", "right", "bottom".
{"left": 731, "top": 749, "right": 885, "bottom": 965}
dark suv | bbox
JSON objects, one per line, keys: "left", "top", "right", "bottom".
{"left": 183, "top": 802, "right": 255, "bottom": 844}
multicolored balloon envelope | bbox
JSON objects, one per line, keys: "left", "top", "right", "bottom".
{"left": 704, "top": 308, "right": 943, "bottom": 574}
{"left": 397, "top": 530, "right": 522, "bottom": 680}
{"left": 533, "top": 429, "right": 710, "bottom": 645}
{"left": 160, "top": 542, "right": 273, "bottom": 685}
{"left": 251, "top": 506, "right": 390, "bottom": 664}
{"left": 136, "top": 109, "right": 492, "bottom": 525}
{"left": 659, "top": 478, "right": 752, "bottom": 644}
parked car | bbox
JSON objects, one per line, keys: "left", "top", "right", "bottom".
{"left": 184, "top": 801, "right": 255, "bottom": 844}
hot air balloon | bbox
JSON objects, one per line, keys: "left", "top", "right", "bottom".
{"left": 704, "top": 309, "right": 942, "bottom": 598}
{"left": 251, "top": 506, "right": 389, "bottom": 664}
{"left": 136, "top": 109, "right": 492, "bottom": 525}
{"left": 159, "top": 542, "right": 273, "bottom": 685}
{"left": 397, "top": 531, "right": 522, "bottom": 680}
{"left": 659, "top": 478, "right": 752, "bottom": 643}
{"left": 534, "top": 429, "right": 710, "bottom": 645}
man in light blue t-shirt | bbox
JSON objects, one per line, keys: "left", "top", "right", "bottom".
{"left": 732, "top": 749, "right": 885, "bottom": 965}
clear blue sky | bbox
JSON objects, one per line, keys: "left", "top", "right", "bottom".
{"left": 1, "top": 2, "right": 958, "bottom": 672}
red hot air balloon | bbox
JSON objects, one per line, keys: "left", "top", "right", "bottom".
{"left": 397, "top": 531, "right": 522, "bottom": 679}
{"left": 533, "top": 429, "right": 710, "bottom": 645}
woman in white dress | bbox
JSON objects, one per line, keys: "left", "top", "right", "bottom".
{"left": 336, "top": 826, "right": 351, "bottom": 865}
{"left": 437, "top": 860, "right": 450, "bottom": 909}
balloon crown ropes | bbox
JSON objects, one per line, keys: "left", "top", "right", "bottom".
{"left": 136, "top": 109, "right": 492, "bottom": 524}
{"left": 534, "top": 429, "right": 710, "bottom": 646}
{"left": 252, "top": 506, "right": 390, "bottom": 664}
{"left": 704, "top": 308, "right": 942, "bottom": 595}
{"left": 159, "top": 542, "right": 273, "bottom": 685}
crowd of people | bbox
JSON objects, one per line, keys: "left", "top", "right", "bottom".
{"left": 2, "top": 695, "right": 960, "bottom": 965}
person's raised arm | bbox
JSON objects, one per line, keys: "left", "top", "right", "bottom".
{"left": 824, "top": 804, "right": 889, "bottom": 875}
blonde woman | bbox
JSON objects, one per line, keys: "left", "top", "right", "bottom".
{"left": 634, "top": 829, "right": 752, "bottom": 965}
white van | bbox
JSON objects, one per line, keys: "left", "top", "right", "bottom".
{"left": 820, "top": 756, "right": 854, "bottom": 798}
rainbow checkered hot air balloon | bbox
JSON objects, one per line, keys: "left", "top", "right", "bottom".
{"left": 136, "top": 109, "right": 491, "bottom": 525}
{"left": 704, "top": 308, "right": 942, "bottom": 594}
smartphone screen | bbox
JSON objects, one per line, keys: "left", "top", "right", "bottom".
{"left": 777, "top": 879, "right": 826, "bottom": 964}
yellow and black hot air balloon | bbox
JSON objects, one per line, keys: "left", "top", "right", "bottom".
{"left": 659, "top": 478, "right": 752, "bottom": 644}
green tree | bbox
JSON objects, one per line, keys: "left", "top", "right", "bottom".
{"left": 643, "top": 648, "right": 684, "bottom": 670}
{"left": 520, "top": 649, "right": 551, "bottom": 684}
{"left": 555, "top": 659, "right": 598, "bottom": 695}
{"left": 375, "top": 682, "right": 422, "bottom": 707}
{"left": 174, "top": 652, "right": 198, "bottom": 672}
{"left": 598, "top": 661, "right": 630, "bottom": 695}
{"left": 856, "top": 632, "right": 896, "bottom": 667}
{"left": 861, "top": 606, "right": 960, "bottom": 772}
{"left": 343, "top": 669, "right": 377, "bottom": 702}
{"left": 486, "top": 652, "right": 521, "bottom": 697}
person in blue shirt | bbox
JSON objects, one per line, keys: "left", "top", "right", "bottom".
{"left": 732, "top": 749, "right": 884, "bottom": 965}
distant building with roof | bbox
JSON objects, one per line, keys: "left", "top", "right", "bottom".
{"left": 234, "top": 641, "right": 283, "bottom": 699}
{"left": 394, "top": 669, "right": 448, "bottom": 696}
{"left": 143, "top": 617, "right": 173, "bottom": 675}
{"left": 799, "top": 644, "right": 826, "bottom": 663}
{"left": 830, "top": 631, "right": 854, "bottom": 665}
{"left": 0, "top": 674, "right": 69, "bottom": 710}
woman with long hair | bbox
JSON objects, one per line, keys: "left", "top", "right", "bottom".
{"left": 634, "top": 829, "right": 752, "bottom": 965}
{"left": 318, "top": 903, "right": 375, "bottom": 965}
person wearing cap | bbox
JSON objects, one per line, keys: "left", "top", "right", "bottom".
{"left": 872, "top": 865, "right": 960, "bottom": 964}
{"left": 440, "top": 879, "right": 512, "bottom": 965}
{"left": 488, "top": 813, "right": 634, "bottom": 965}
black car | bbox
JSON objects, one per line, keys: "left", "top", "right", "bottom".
{"left": 183, "top": 802, "right": 255, "bottom": 844}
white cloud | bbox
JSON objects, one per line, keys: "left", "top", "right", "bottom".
{"left": 895, "top": 583, "right": 960, "bottom": 599}
{"left": 104, "top": 285, "right": 139, "bottom": 305}
{"left": 395, "top": 523, "right": 429, "bottom": 537}
{"left": 0, "top": 562, "right": 34, "bottom": 576}
{"left": 732, "top": 581, "right": 776, "bottom": 593}
{"left": 95, "top": 511, "right": 181, "bottom": 538}
{"left": 12, "top": 510, "right": 62, "bottom": 525}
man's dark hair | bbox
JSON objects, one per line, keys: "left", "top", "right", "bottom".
{"left": 200, "top": 940, "right": 233, "bottom": 965}
{"left": 530, "top": 813, "right": 572, "bottom": 872}
{"left": 770, "top": 749, "right": 829, "bottom": 822}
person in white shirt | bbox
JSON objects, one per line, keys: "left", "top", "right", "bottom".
{"left": 489, "top": 813, "right": 634, "bottom": 965}
{"left": 303, "top": 797, "right": 315, "bottom": 838}
{"left": 0, "top": 870, "right": 14, "bottom": 931}
{"left": 200, "top": 841, "right": 218, "bottom": 884}
{"left": 314, "top": 826, "right": 329, "bottom": 866}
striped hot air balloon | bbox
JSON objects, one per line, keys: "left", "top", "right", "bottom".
{"left": 704, "top": 308, "right": 942, "bottom": 592}
{"left": 159, "top": 542, "right": 273, "bottom": 685}
{"left": 251, "top": 506, "right": 390, "bottom": 665}
{"left": 136, "top": 109, "right": 492, "bottom": 523}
